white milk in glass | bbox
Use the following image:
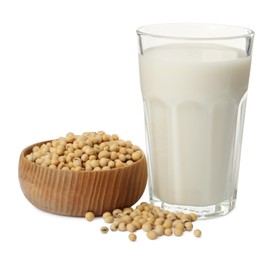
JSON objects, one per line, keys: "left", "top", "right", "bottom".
{"left": 139, "top": 43, "right": 251, "bottom": 207}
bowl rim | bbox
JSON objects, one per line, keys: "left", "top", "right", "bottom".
{"left": 20, "top": 140, "right": 146, "bottom": 174}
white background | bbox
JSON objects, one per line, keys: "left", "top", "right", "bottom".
{"left": 0, "top": 0, "right": 276, "bottom": 259}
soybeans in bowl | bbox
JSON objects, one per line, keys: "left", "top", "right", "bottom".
{"left": 18, "top": 131, "right": 147, "bottom": 216}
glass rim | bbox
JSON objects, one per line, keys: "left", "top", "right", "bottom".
{"left": 136, "top": 23, "right": 254, "bottom": 41}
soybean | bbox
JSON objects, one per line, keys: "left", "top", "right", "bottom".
{"left": 147, "top": 230, "right": 158, "bottom": 240}
{"left": 164, "top": 228, "right": 172, "bottom": 236}
{"left": 174, "top": 228, "right": 184, "bottom": 236}
{"left": 185, "top": 222, "right": 193, "bottom": 231}
{"left": 100, "top": 226, "right": 109, "bottom": 234}
{"left": 194, "top": 229, "right": 202, "bottom": 237}
{"left": 128, "top": 233, "right": 137, "bottom": 242}
{"left": 103, "top": 215, "right": 114, "bottom": 223}
{"left": 85, "top": 211, "right": 95, "bottom": 222}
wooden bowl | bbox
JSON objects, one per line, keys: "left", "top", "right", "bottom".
{"left": 18, "top": 141, "right": 147, "bottom": 217}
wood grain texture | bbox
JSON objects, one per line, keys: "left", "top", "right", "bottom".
{"left": 18, "top": 141, "right": 148, "bottom": 216}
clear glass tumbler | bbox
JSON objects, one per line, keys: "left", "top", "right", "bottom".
{"left": 137, "top": 23, "right": 254, "bottom": 218}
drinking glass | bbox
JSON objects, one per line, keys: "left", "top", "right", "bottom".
{"left": 137, "top": 23, "right": 254, "bottom": 218}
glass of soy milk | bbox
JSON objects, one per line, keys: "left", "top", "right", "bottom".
{"left": 137, "top": 23, "right": 254, "bottom": 218}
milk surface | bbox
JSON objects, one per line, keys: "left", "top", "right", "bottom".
{"left": 139, "top": 44, "right": 251, "bottom": 206}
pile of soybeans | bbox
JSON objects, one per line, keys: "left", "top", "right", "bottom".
{"left": 25, "top": 131, "right": 143, "bottom": 171}
{"left": 85, "top": 202, "right": 202, "bottom": 241}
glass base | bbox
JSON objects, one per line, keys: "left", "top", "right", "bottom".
{"left": 150, "top": 197, "right": 236, "bottom": 219}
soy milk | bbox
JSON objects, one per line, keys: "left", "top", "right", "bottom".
{"left": 139, "top": 44, "right": 251, "bottom": 206}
